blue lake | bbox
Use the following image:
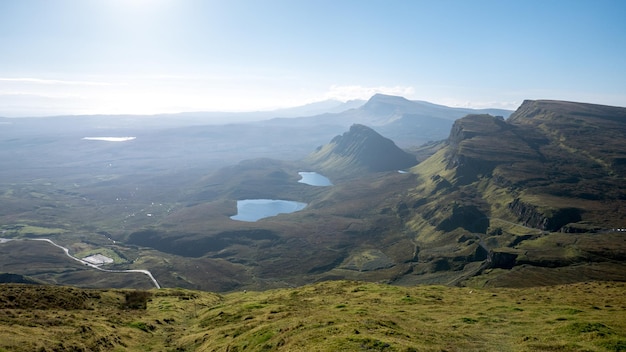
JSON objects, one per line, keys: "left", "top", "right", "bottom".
{"left": 230, "top": 199, "right": 308, "bottom": 222}
{"left": 298, "top": 172, "right": 333, "bottom": 186}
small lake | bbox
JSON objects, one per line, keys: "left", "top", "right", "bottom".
{"left": 298, "top": 172, "right": 333, "bottom": 186}
{"left": 230, "top": 199, "right": 308, "bottom": 222}
{"left": 83, "top": 137, "right": 136, "bottom": 142}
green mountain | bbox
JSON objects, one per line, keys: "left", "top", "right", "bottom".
{"left": 397, "top": 100, "right": 626, "bottom": 286}
{"left": 306, "top": 124, "right": 417, "bottom": 176}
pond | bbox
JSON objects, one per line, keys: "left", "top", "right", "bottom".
{"left": 298, "top": 171, "right": 332, "bottom": 186}
{"left": 230, "top": 199, "right": 308, "bottom": 222}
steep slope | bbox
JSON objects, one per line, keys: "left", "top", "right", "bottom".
{"left": 398, "top": 100, "right": 626, "bottom": 286}
{"left": 306, "top": 124, "right": 417, "bottom": 176}
{"left": 423, "top": 100, "right": 626, "bottom": 229}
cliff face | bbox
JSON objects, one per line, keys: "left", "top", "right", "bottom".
{"left": 508, "top": 198, "right": 582, "bottom": 232}
{"left": 434, "top": 101, "right": 626, "bottom": 230}
{"left": 444, "top": 114, "right": 513, "bottom": 184}
{"left": 400, "top": 99, "right": 626, "bottom": 286}
{"left": 447, "top": 114, "right": 508, "bottom": 147}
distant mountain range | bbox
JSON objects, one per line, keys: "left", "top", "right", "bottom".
{"left": 0, "top": 95, "right": 515, "bottom": 183}
{"left": 0, "top": 94, "right": 507, "bottom": 124}
{"left": 1, "top": 95, "right": 625, "bottom": 293}
{"left": 0, "top": 98, "right": 366, "bottom": 122}
{"left": 260, "top": 94, "right": 513, "bottom": 147}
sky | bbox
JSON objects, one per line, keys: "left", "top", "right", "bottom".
{"left": 1, "top": 0, "right": 625, "bottom": 117}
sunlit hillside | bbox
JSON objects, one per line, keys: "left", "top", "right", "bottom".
{"left": 1, "top": 281, "right": 625, "bottom": 351}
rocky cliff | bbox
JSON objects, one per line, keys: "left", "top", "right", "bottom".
{"left": 397, "top": 100, "right": 626, "bottom": 286}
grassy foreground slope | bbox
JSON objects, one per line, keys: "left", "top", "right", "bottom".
{"left": 1, "top": 281, "right": 625, "bottom": 351}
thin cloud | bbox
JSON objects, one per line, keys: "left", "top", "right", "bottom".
{"left": 0, "top": 91, "right": 80, "bottom": 99}
{"left": 441, "top": 99, "right": 520, "bottom": 110}
{"left": 0, "top": 77, "right": 113, "bottom": 86}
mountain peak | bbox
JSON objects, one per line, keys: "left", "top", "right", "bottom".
{"left": 360, "top": 94, "right": 414, "bottom": 116}
{"left": 367, "top": 93, "right": 412, "bottom": 104}
{"left": 307, "top": 124, "right": 416, "bottom": 174}
{"left": 341, "top": 123, "right": 382, "bottom": 139}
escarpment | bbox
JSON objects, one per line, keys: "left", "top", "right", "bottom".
{"left": 508, "top": 198, "right": 582, "bottom": 232}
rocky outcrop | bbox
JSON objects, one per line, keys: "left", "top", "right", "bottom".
{"left": 447, "top": 114, "right": 508, "bottom": 148}
{"left": 444, "top": 115, "right": 513, "bottom": 184}
{"left": 423, "top": 244, "right": 489, "bottom": 273}
{"left": 435, "top": 204, "right": 488, "bottom": 233}
{"left": 487, "top": 251, "right": 518, "bottom": 269}
{"left": 508, "top": 198, "right": 581, "bottom": 232}
{"left": 560, "top": 223, "right": 602, "bottom": 233}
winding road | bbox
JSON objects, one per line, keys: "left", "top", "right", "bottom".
{"left": 0, "top": 237, "right": 161, "bottom": 289}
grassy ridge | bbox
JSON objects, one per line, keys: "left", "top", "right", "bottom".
{"left": 1, "top": 280, "right": 625, "bottom": 351}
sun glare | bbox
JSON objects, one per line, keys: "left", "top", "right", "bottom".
{"left": 101, "top": 0, "right": 173, "bottom": 21}
{"left": 109, "top": 0, "right": 169, "bottom": 10}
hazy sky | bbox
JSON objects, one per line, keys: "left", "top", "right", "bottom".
{"left": 1, "top": 0, "right": 625, "bottom": 116}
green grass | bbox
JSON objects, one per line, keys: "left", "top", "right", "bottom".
{"left": 128, "top": 321, "right": 155, "bottom": 332}
{"left": 2, "top": 224, "right": 66, "bottom": 237}
{"left": 2, "top": 280, "right": 624, "bottom": 351}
